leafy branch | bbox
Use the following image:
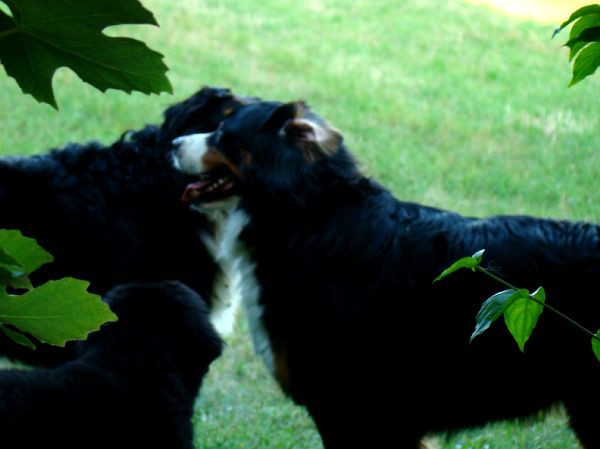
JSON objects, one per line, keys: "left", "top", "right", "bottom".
{"left": 434, "top": 250, "right": 600, "bottom": 362}
{"left": 553, "top": 4, "right": 600, "bottom": 86}
{"left": 0, "top": 229, "right": 117, "bottom": 349}
{"left": 0, "top": 0, "right": 151, "bottom": 350}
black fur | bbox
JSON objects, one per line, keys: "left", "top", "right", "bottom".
{"left": 0, "top": 281, "right": 223, "bottom": 449}
{"left": 0, "top": 86, "right": 243, "bottom": 365}
{"left": 199, "top": 101, "right": 600, "bottom": 448}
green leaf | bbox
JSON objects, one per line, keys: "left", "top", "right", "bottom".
{"left": 0, "top": 246, "right": 23, "bottom": 272}
{"left": 554, "top": 4, "right": 600, "bottom": 37}
{"left": 433, "top": 249, "right": 485, "bottom": 283}
{"left": 0, "top": 323, "right": 35, "bottom": 349}
{"left": 0, "top": 265, "right": 25, "bottom": 290}
{"left": 0, "top": 269, "right": 11, "bottom": 288}
{"left": 570, "top": 41, "right": 590, "bottom": 62}
{"left": 567, "top": 15, "right": 600, "bottom": 60}
{"left": 7, "top": 274, "right": 34, "bottom": 291}
{"left": 504, "top": 287, "right": 545, "bottom": 352}
{"left": 470, "top": 288, "right": 529, "bottom": 342}
{"left": 565, "top": 23, "right": 600, "bottom": 61}
{"left": 0, "top": 278, "right": 117, "bottom": 347}
{"left": 569, "top": 13, "right": 600, "bottom": 39}
{"left": 570, "top": 42, "right": 600, "bottom": 86}
{"left": 593, "top": 330, "right": 600, "bottom": 362}
{"left": 472, "top": 249, "right": 485, "bottom": 264}
{"left": 566, "top": 26, "right": 600, "bottom": 48}
{"left": 0, "top": 229, "right": 53, "bottom": 275}
{"left": 0, "top": 0, "right": 172, "bottom": 109}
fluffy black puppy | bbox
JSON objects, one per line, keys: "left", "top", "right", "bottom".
{"left": 173, "top": 100, "right": 600, "bottom": 448}
{"left": 0, "top": 87, "right": 246, "bottom": 365}
{"left": 0, "top": 281, "right": 223, "bottom": 449}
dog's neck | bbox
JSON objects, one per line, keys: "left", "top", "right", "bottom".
{"left": 196, "top": 204, "right": 274, "bottom": 372}
{"left": 197, "top": 203, "right": 247, "bottom": 336}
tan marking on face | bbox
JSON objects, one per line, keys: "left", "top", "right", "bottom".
{"left": 201, "top": 147, "right": 241, "bottom": 178}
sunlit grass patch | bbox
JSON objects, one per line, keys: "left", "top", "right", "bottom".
{"left": 465, "top": 0, "right": 592, "bottom": 23}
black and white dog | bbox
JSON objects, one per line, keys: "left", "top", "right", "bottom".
{"left": 173, "top": 99, "right": 600, "bottom": 448}
{"left": 0, "top": 87, "right": 250, "bottom": 365}
{"left": 0, "top": 281, "right": 222, "bottom": 449}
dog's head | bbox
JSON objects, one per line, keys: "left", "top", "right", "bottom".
{"left": 159, "top": 86, "right": 256, "bottom": 147}
{"left": 98, "top": 281, "right": 223, "bottom": 391}
{"left": 173, "top": 100, "right": 360, "bottom": 211}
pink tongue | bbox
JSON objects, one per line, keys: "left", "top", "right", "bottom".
{"left": 181, "top": 180, "right": 211, "bottom": 202}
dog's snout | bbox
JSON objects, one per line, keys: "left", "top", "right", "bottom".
{"left": 171, "top": 137, "right": 186, "bottom": 171}
{"left": 172, "top": 136, "right": 186, "bottom": 147}
{"left": 172, "top": 137, "right": 191, "bottom": 163}
{"left": 171, "top": 133, "right": 211, "bottom": 176}
{"left": 172, "top": 137, "right": 185, "bottom": 155}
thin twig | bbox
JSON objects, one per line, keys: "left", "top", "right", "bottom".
{"left": 475, "top": 266, "right": 600, "bottom": 342}
{"left": 0, "top": 27, "right": 17, "bottom": 40}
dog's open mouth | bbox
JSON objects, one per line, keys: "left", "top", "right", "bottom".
{"left": 181, "top": 166, "right": 239, "bottom": 204}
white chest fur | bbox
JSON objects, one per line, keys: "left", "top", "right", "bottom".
{"left": 198, "top": 207, "right": 273, "bottom": 372}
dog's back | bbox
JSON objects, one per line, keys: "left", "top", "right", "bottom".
{"left": 306, "top": 185, "right": 600, "bottom": 446}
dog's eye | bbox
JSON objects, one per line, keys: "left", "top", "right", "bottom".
{"left": 218, "top": 132, "right": 238, "bottom": 151}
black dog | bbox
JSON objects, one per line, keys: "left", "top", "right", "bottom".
{"left": 0, "top": 86, "right": 248, "bottom": 365}
{"left": 0, "top": 86, "right": 242, "bottom": 297}
{"left": 173, "top": 100, "right": 600, "bottom": 448}
{"left": 0, "top": 281, "right": 222, "bottom": 449}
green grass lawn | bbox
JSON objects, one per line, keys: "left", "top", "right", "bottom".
{"left": 1, "top": 0, "right": 597, "bottom": 447}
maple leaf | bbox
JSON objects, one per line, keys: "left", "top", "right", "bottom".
{"left": 0, "top": 0, "right": 172, "bottom": 108}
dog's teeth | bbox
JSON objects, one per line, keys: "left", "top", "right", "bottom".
{"left": 200, "top": 177, "right": 229, "bottom": 194}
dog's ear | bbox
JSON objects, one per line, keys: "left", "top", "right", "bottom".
{"left": 285, "top": 106, "right": 342, "bottom": 162}
{"left": 260, "top": 102, "right": 299, "bottom": 133}
{"left": 283, "top": 116, "right": 342, "bottom": 161}
{"left": 262, "top": 102, "right": 343, "bottom": 162}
